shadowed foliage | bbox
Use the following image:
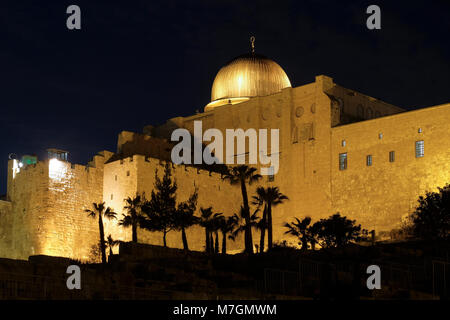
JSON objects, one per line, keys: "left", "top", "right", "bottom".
{"left": 173, "top": 188, "right": 199, "bottom": 251}
{"left": 252, "top": 186, "right": 288, "bottom": 251}
{"left": 284, "top": 216, "right": 315, "bottom": 250}
{"left": 218, "top": 215, "right": 239, "bottom": 255}
{"left": 141, "top": 164, "right": 178, "bottom": 247}
{"left": 106, "top": 234, "right": 121, "bottom": 257}
{"left": 222, "top": 165, "right": 262, "bottom": 254}
{"left": 409, "top": 184, "right": 450, "bottom": 241}
{"left": 85, "top": 202, "right": 117, "bottom": 264}
{"left": 119, "top": 193, "right": 145, "bottom": 243}
{"left": 230, "top": 206, "right": 261, "bottom": 253}
{"left": 311, "top": 213, "right": 368, "bottom": 248}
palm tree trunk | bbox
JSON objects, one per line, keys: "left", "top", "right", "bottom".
{"left": 132, "top": 221, "right": 138, "bottom": 243}
{"left": 209, "top": 232, "right": 214, "bottom": 254}
{"left": 205, "top": 228, "right": 210, "bottom": 252}
{"left": 221, "top": 231, "right": 227, "bottom": 255}
{"left": 163, "top": 230, "right": 167, "bottom": 247}
{"left": 98, "top": 214, "right": 106, "bottom": 264}
{"left": 181, "top": 227, "right": 189, "bottom": 251}
{"left": 214, "top": 231, "right": 219, "bottom": 253}
{"left": 260, "top": 205, "right": 267, "bottom": 253}
{"left": 267, "top": 201, "right": 273, "bottom": 250}
{"left": 240, "top": 179, "right": 253, "bottom": 254}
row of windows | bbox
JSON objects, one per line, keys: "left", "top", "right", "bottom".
{"left": 339, "top": 141, "right": 424, "bottom": 170}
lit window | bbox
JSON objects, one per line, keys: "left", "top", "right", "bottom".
{"left": 366, "top": 155, "right": 372, "bottom": 166}
{"left": 415, "top": 140, "right": 424, "bottom": 158}
{"left": 339, "top": 153, "right": 347, "bottom": 170}
{"left": 389, "top": 151, "right": 395, "bottom": 162}
{"left": 379, "top": 133, "right": 383, "bottom": 139}
{"left": 342, "top": 140, "right": 346, "bottom": 147}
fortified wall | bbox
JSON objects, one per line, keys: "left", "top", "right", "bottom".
{"left": 331, "top": 102, "right": 450, "bottom": 234}
{"left": 102, "top": 155, "right": 243, "bottom": 253}
{"left": 0, "top": 152, "right": 111, "bottom": 260}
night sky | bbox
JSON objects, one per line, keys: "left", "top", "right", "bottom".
{"left": 1, "top": 0, "right": 449, "bottom": 194}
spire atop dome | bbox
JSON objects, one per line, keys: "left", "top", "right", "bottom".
{"left": 250, "top": 36, "right": 255, "bottom": 54}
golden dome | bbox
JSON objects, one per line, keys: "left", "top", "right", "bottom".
{"left": 205, "top": 53, "right": 291, "bottom": 111}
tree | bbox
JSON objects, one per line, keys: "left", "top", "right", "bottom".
{"left": 284, "top": 217, "right": 314, "bottom": 250}
{"left": 252, "top": 188, "right": 268, "bottom": 253}
{"left": 141, "top": 164, "right": 177, "bottom": 247}
{"left": 106, "top": 234, "right": 120, "bottom": 257}
{"left": 409, "top": 185, "right": 450, "bottom": 241}
{"left": 199, "top": 207, "right": 214, "bottom": 253}
{"left": 222, "top": 165, "right": 262, "bottom": 254}
{"left": 218, "top": 215, "right": 238, "bottom": 255}
{"left": 119, "top": 193, "right": 145, "bottom": 243}
{"left": 173, "top": 188, "right": 199, "bottom": 251}
{"left": 85, "top": 202, "right": 117, "bottom": 264}
{"left": 311, "top": 213, "right": 368, "bottom": 248}
{"left": 211, "top": 212, "right": 224, "bottom": 254}
{"left": 230, "top": 206, "right": 261, "bottom": 252}
{"left": 252, "top": 187, "right": 288, "bottom": 251}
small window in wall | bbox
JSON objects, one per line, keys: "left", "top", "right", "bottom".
{"left": 379, "top": 133, "right": 383, "bottom": 139}
{"left": 341, "top": 140, "right": 346, "bottom": 147}
{"left": 366, "top": 155, "right": 372, "bottom": 166}
{"left": 115, "top": 175, "right": 117, "bottom": 181}
{"left": 415, "top": 140, "right": 424, "bottom": 158}
{"left": 389, "top": 151, "right": 395, "bottom": 162}
{"left": 127, "top": 171, "right": 130, "bottom": 176}
{"left": 111, "top": 194, "right": 113, "bottom": 200}
{"left": 339, "top": 153, "right": 347, "bottom": 170}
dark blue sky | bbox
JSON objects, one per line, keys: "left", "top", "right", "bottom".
{"left": 1, "top": 0, "right": 449, "bottom": 194}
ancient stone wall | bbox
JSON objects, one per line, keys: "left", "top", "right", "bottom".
{"left": 103, "top": 155, "right": 244, "bottom": 253}
{"left": 331, "top": 103, "right": 450, "bottom": 235}
{"left": 0, "top": 152, "right": 112, "bottom": 260}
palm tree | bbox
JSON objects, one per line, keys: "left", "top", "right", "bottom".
{"left": 199, "top": 207, "right": 214, "bottom": 253}
{"left": 106, "top": 234, "right": 121, "bottom": 257}
{"left": 230, "top": 206, "right": 261, "bottom": 252}
{"left": 284, "top": 217, "right": 313, "bottom": 250}
{"left": 119, "top": 193, "right": 144, "bottom": 243}
{"left": 252, "top": 188, "right": 268, "bottom": 253}
{"left": 222, "top": 165, "right": 262, "bottom": 254}
{"left": 218, "top": 215, "right": 238, "bottom": 255}
{"left": 211, "top": 212, "right": 224, "bottom": 254}
{"left": 256, "top": 187, "right": 288, "bottom": 250}
{"left": 174, "top": 189, "right": 199, "bottom": 251}
{"left": 85, "top": 202, "right": 117, "bottom": 264}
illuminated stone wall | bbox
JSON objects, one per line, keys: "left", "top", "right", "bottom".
{"left": 145, "top": 75, "right": 411, "bottom": 245}
{"left": 102, "top": 156, "right": 244, "bottom": 253}
{"left": 0, "top": 152, "right": 112, "bottom": 260}
{"left": 331, "top": 103, "right": 450, "bottom": 235}
{"left": 1, "top": 75, "right": 448, "bottom": 260}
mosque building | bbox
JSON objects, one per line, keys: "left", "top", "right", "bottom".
{"left": 1, "top": 38, "right": 449, "bottom": 260}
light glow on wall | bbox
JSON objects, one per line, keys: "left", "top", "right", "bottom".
{"left": 49, "top": 158, "right": 68, "bottom": 180}
{"left": 12, "top": 159, "right": 21, "bottom": 179}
